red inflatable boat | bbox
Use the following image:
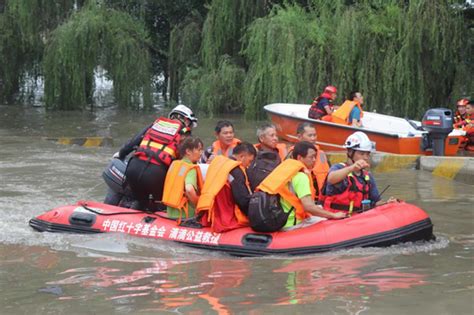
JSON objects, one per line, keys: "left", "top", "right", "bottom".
{"left": 29, "top": 200, "right": 434, "bottom": 256}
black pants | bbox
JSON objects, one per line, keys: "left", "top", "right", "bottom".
{"left": 125, "top": 157, "right": 168, "bottom": 211}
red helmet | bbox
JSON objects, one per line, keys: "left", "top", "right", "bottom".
{"left": 324, "top": 85, "right": 337, "bottom": 94}
{"left": 457, "top": 98, "right": 469, "bottom": 107}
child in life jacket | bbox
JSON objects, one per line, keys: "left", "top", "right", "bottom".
{"left": 162, "top": 136, "right": 204, "bottom": 222}
{"left": 322, "top": 132, "right": 397, "bottom": 213}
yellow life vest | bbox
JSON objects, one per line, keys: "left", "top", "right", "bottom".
{"left": 162, "top": 160, "right": 203, "bottom": 223}
{"left": 286, "top": 145, "right": 329, "bottom": 200}
{"left": 331, "top": 100, "right": 364, "bottom": 125}
{"left": 257, "top": 159, "right": 313, "bottom": 221}
{"left": 196, "top": 155, "right": 240, "bottom": 219}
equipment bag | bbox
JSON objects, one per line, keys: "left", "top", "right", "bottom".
{"left": 247, "top": 151, "right": 281, "bottom": 191}
{"left": 248, "top": 191, "right": 292, "bottom": 233}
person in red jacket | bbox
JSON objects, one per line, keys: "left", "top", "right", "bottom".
{"left": 308, "top": 85, "right": 338, "bottom": 119}
{"left": 117, "top": 105, "right": 198, "bottom": 211}
{"left": 454, "top": 98, "right": 469, "bottom": 129}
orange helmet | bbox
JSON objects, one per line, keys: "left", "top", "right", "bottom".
{"left": 457, "top": 98, "right": 469, "bottom": 107}
{"left": 324, "top": 85, "right": 337, "bottom": 94}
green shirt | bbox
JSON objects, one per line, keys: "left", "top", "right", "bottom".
{"left": 166, "top": 157, "right": 198, "bottom": 219}
{"left": 280, "top": 172, "right": 312, "bottom": 228}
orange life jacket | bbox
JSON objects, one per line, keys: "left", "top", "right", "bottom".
{"left": 258, "top": 159, "right": 314, "bottom": 221}
{"left": 454, "top": 110, "right": 466, "bottom": 127}
{"left": 462, "top": 114, "right": 473, "bottom": 131}
{"left": 134, "top": 117, "right": 186, "bottom": 166}
{"left": 254, "top": 143, "right": 288, "bottom": 161}
{"left": 196, "top": 155, "right": 250, "bottom": 228}
{"left": 286, "top": 145, "right": 329, "bottom": 200}
{"left": 331, "top": 100, "right": 364, "bottom": 125}
{"left": 322, "top": 163, "right": 371, "bottom": 212}
{"left": 162, "top": 160, "right": 203, "bottom": 223}
{"left": 211, "top": 138, "right": 241, "bottom": 157}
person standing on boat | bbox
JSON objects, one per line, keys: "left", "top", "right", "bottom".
{"left": 308, "top": 85, "right": 337, "bottom": 119}
{"left": 286, "top": 122, "right": 330, "bottom": 201}
{"left": 331, "top": 91, "right": 364, "bottom": 127}
{"left": 254, "top": 123, "right": 288, "bottom": 161}
{"left": 199, "top": 120, "right": 241, "bottom": 164}
{"left": 162, "top": 136, "right": 204, "bottom": 222}
{"left": 321, "top": 132, "right": 397, "bottom": 213}
{"left": 196, "top": 142, "right": 257, "bottom": 232}
{"left": 115, "top": 104, "right": 198, "bottom": 211}
{"left": 453, "top": 98, "right": 469, "bottom": 129}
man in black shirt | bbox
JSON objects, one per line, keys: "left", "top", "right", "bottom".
{"left": 228, "top": 142, "right": 257, "bottom": 215}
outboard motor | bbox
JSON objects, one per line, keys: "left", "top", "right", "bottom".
{"left": 421, "top": 108, "right": 454, "bottom": 156}
{"left": 102, "top": 158, "right": 135, "bottom": 207}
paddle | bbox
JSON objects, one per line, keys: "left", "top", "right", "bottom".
{"left": 378, "top": 185, "right": 391, "bottom": 200}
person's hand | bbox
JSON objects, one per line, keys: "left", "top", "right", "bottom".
{"left": 351, "top": 159, "right": 370, "bottom": 172}
{"left": 207, "top": 154, "right": 215, "bottom": 163}
{"left": 386, "top": 196, "right": 398, "bottom": 203}
{"left": 331, "top": 211, "right": 347, "bottom": 219}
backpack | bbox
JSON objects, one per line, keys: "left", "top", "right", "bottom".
{"left": 247, "top": 151, "right": 281, "bottom": 191}
{"left": 247, "top": 191, "right": 291, "bottom": 233}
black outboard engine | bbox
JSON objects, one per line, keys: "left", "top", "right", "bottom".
{"left": 421, "top": 108, "right": 454, "bottom": 156}
{"left": 102, "top": 158, "right": 135, "bottom": 207}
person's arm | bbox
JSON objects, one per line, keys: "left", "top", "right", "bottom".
{"left": 327, "top": 160, "right": 369, "bottom": 185}
{"left": 324, "top": 104, "right": 333, "bottom": 115}
{"left": 300, "top": 196, "right": 346, "bottom": 219}
{"left": 118, "top": 123, "right": 151, "bottom": 159}
{"left": 350, "top": 107, "right": 362, "bottom": 127}
{"left": 199, "top": 146, "right": 213, "bottom": 164}
{"left": 230, "top": 168, "right": 252, "bottom": 215}
{"left": 185, "top": 184, "right": 199, "bottom": 206}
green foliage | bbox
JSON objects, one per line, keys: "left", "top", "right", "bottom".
{"left": 169, "top": 12, "right": 205, "bottom": 103}
{"left": 182, "top": 56, "right": 245, "bottom": 115}
{"left": 241, "top": 0, "right": 468, "bottom": 118}
{"left": 201, "top": 0, "right": 268, "bottom": 69}
{"left": 242, "top": 5, "right": 313, "bottom": 118}
{"left": 43, "top": 4, "right": 152, "bottom": 109}
{"left": 0, "top": 0, "right": 76, "bottom": 103}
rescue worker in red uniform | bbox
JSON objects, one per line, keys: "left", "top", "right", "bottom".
{"left": 453, "top": 98, "right": 469, "bottom": 129}
{"left": 308, "top": 85, "right": 338, "bottom": 119}
{"left": 322, "top": 132, "right": 397, "bottom": 213}
{"left": 117, "top": 105, "right": 198, "bottom": 211}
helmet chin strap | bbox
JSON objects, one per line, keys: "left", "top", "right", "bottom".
{"left": 347, "top": 149, "right": 356, "bottom": 164}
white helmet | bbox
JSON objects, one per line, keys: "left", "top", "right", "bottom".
{"left": 343, "top": 131, "right": 375, "bottom": 152}
{"left": 169, "top": 104, "right": 198, "bottom": 128}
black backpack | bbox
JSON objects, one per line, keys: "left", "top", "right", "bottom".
{"left": 247, "top": 151, "right": 281, "bottom": 191}
{"left": 248, "top": 191, "right": 292, "bottom": 233}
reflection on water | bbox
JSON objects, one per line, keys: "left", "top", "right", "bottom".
{"left": 38, "top": 253, "right": 428, "bottom": 314}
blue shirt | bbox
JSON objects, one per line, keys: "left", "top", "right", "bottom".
{"left": 325, "top": 163, "right": 381, "bottom": 205}
{"left": 349, "top": 106, "right": 361, "bottom": 123}
{"left": 317, "top": 97, "right": 331, "bottom": 113}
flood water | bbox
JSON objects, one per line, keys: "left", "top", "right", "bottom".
{"left": 1, "top": 104, "right": 473, "bottom": 314}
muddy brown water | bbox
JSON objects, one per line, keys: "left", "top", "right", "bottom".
{"left": 0, "top": 105, "right": 472, "bottom": 314}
